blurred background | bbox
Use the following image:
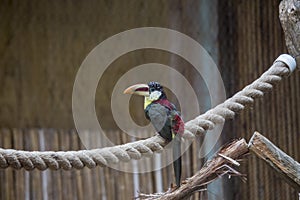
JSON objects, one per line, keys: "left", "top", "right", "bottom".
{"left": 0, "top": 0, "right": 299, "bottom": 199}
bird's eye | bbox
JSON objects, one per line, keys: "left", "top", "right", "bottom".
{"left": 150, "top": 88, "right": 155, "bottom": 92}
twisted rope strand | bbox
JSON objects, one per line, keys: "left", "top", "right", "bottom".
{"left": 0, "top": 61, "right": 292, "bottom": 170}
{"left": 183, "top": 62, "right": 290, "bottom": 138}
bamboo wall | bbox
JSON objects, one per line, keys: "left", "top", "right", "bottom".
{"left": 218, "top": 0, "right": 300, "bottom": 199}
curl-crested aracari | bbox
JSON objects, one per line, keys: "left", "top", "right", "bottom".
{"left": 124, "top": 81, "right": 184, "bottom": 187}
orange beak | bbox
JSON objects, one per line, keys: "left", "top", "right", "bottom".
{"left": 123, "top": 83, "right": 149, "bottom": 96}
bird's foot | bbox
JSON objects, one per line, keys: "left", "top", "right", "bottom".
{"left": 170, "top": 183, "right": 180, "bottom": 192}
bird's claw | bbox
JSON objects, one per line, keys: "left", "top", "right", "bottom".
{"left": 170, "top": 183, "right": 180, "bottom": 192}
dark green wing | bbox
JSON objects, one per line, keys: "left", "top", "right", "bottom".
{"left": 147, "top": 103, "right": 172, "bottom": 141}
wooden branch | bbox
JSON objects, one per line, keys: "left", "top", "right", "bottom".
{"left": 249, "top": 131, "right": 300, "bottom": 191}
{"left": 138, "top": 139, "right": 249, "bottom": 200}
{"left": 279, "top": 0, "right": 300, "bottom": 66}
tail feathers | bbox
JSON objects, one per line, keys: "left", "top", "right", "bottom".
{"left": 172, "top": 135, "right": 182, "bottom": 187}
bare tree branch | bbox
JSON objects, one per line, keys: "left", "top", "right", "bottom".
{"left": 280, "top": 0, "right": 300, "bottom": 66}
{"left": 138, "top": 139, "right": 249, "bottom": 200}
{"left": 249, "top": 131, "right": 300, "bottom": 191}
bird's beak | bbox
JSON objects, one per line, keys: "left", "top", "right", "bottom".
{"left": 123, "top": 83, "right": 149, "bottom": 96}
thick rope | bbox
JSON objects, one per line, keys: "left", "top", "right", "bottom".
{"left": 183, "top": 61, "right": 290, "bottom": 138}
{"left": 0, "top": 60, "right": 293, "bottom": 170}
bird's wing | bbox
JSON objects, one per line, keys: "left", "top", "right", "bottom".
{"left": 147, "top": 103, "right": 172, "bottom": 140}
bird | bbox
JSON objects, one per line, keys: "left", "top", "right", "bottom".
{"left": 124, "top": 81, "right": 184, "bottom": 187}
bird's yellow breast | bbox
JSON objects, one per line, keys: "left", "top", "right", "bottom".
{"left": 144, "top": 97, "right": 153, "bottom": 109}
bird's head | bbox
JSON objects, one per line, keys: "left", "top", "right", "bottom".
{"left": 124, "top": 81, "right": 167, "bottom": 107}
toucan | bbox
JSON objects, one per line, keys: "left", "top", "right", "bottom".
{"left": 124, "top": 81, "right": 184, "bottom": 187}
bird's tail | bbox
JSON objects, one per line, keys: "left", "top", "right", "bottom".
{"left": 172, "top": 134, "right": 182, "bottom": 187}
